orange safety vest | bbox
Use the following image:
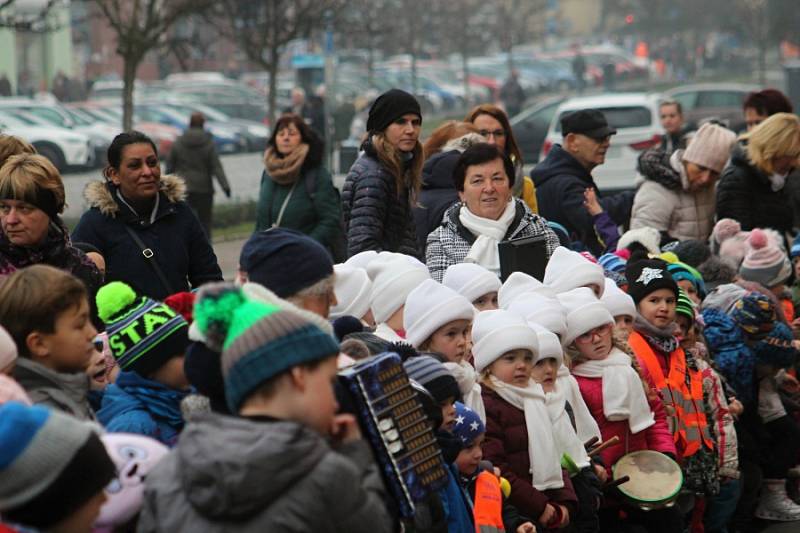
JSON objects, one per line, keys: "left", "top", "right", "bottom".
{"left": 473, "top": 470, "right": 505, "bottom": 533}
{"left": 629, "top": 331, "right": 714, "bottom": 458}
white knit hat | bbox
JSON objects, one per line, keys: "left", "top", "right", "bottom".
{"left": 600, "top": 278, "right": 636, "bottom": 319}
{"left": 529, "top": 322, "right": 564, "bottom": 366}
{"left": 442, "top": 263, "right": 501, "bottom": 304}
{"left": 682, "top": 122, "right": 736, "bottom": 174}
{"left": 329, "top": 265, "right": 373, "bottom": 320}
{"left": 367, "top": 255, "right": 431, "bottom": 324}
{"left": 344, "top": 250, "right": 378, "bottom": 270}
{"left": 617, "top": 227, "right": 661, "bottom": 256}
{"left": 472, "top": 309, "right": 539, "bottom": 373}
{"left": 544, "top": 246, "right": 606, "bottom": 297}
{"left": 558, "top": 287, "right": 614, "bottom": 346}
{"left": 498, "top": 271, "right": 555, "bottom": 309}
{"left": 508, "top": 293, "right": 567, "bottom": 340}
{"left": 0, "top": 326, "right": 17, "bottom": 371}
{"left": 403, "top": 279, "right": 475, "bottom": 348}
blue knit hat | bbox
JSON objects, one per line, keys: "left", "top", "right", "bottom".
{"left": 194, "top": 283, "right": 340, "bottom": 412}
{"left": 0, "top": 402, "right": 115, "bottom": 528}
{"left": 403, "top": 355, "right": 461, "bottom": 404}
{"left": 752, "top": 322, "right": 796, "bottom": 369}
{"left": 598, "top": 253, "right": 627, "bottom": 274}
{"left": 791, "top": 234, "right": 800, "bottom": 259}
{"left": 731, "top": 292, "right": 776, "bottom": 338}
{"left": 667, "top": 261, "right": 707, "bottom": 298}
{"left": 452, "top": 402, "right": 485, "bottom": 446}
{"left": 239, "top": 228, "right": 333, "bottom": 298}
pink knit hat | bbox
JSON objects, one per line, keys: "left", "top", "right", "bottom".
{"left": 711, "top": 218, "right": 742, "bottom": 249}
{"left": 682, "top": 123, "right": 736, "bottom": 174}
{"left": 0, "top": 374, "right": 31, "bottom": 406}
{"left": 739, "top": 229, "right": 792, "bottom": 288}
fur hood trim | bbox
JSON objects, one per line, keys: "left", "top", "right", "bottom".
{"left": 442, "top": 132, "right": 487, "bottom": 153}
{"left": 82, "top": 175, "right": 187, "bottom": 217}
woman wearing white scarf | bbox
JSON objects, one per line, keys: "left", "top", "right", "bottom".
{"left": 425, "top": 143, "right": 559, "bottom": 282}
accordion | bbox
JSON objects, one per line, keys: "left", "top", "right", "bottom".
{"left": 338, "top": 352, "right": 449, "bottom": 517}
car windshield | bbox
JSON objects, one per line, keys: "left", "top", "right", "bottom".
{"left": 555, "top": 106, "right": 652, "bottom": 132}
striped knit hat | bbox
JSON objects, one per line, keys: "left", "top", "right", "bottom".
{"left": 403, "top": 355, "right": 461, "bottom": 404}
{"left": 0, "top": 402, "right": 115, "bottom": 529}
{"left": 676, "top": 288, "right": 695, "bottom": 322}
{"left": 194, "top": 283, "right": 340, "bottom": 412}
{"left": 96, "top": 282, "right": 189, "bottom": 377}
{"left": 598, "top": 252, "right": 627, "bottom": 274}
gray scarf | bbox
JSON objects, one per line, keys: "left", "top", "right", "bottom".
{"left": 633, "top": 312, "right": 679, "bottom": 353}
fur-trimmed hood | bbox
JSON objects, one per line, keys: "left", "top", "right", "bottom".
{"left": 82, "top": 175, "right": 187, "bottom": 217}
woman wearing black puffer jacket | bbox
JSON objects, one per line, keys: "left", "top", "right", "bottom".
{"left": 342, "top": 89, "right": 423, "bottom": 259}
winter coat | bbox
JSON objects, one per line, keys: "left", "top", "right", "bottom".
{"left": 439, "top": 465, "right": 473, "bottom": 533}
{"left": 481, "top": 387, "right": 578, "bottom": 521}
{"left": 137, "top": 413, "right": 393, "bottom": 533}
{"left": 702, "top": 308, "right": 756, "bottom": 405}
{"left": 716, "top": 143, "right": 793, "bottom": 234}
{"left": 425, "top": 198, "right": 560, "bottom": 283}
{"left": 341, "top": 140, "right": 420, "bottom": 258}
{"left": 71, "top": 175, "right": 223, "bottom": 301}
{"left": 165, "top": 128, "right": 229, "bottom": 195}
{"left": 574, "top": 366, "right": 676, "bottom": 474}
{"left": 97, "top": 371, "right": 188, "bottom": 447}
{"left": 630, "top": 148, "right": 717, "bottom": 242}
{"left": 532, "top": 144, "right": 634, "bottom": 256}
{"left": 254, "top": 163, "right": 342, "bottom": 252}
{"left": 413, "top": 150, "right": 460, "bottom": 253}
{"left": 12, "top": 357, "right": 95, "bottom": 421}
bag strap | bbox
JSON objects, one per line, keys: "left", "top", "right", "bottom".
{"left": 274, "top": 181, "right": 298, "bottom": 228}
{"left": 122, "top": 225, "right": 175, "bottom": 295}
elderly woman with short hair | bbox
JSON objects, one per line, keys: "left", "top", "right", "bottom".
{"left": 425, "top": 143, "right": 559, "bottom": 282}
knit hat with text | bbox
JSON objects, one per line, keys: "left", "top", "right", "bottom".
{"left": 96, "top": 281, "right": 189, "bottom": 376}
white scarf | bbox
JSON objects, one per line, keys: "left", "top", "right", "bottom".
{"left": 768, "top": 172, "right": 788, "bottom": 192}
{"left": 488, "top": 376, "right": 564, "bottom": 490}
{"left": 546, "top": 383, "right": 592, "bottom": 469}
{"left": 459, "top": 200, "right": 516, "bottom": 275}
{"left": 373, "top": 322, "right": 404, "bottom": 343}
{"left": 557, "top": 364, "right": 602, "bottom": 444}
{"left": 571, "top": 347, "right": 655, "bottom": 434}
{"left": 444, "top": 360, "right": 486, "bottom": 422}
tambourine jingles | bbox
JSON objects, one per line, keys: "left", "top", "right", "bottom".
{"left": 612, "top": 450, "right": 683, "bottom": 511}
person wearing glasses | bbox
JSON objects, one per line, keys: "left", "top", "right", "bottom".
{"left": 532, "top": 109, "right": 634, "bottom": 256}
{"left": 465, "top": 104, "right": 538, "bottom": 214}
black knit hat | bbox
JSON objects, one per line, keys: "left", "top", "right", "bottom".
{"left": 625, "top": 258, "right": 679, "bottom": 305}
{"left": 403, "top": 355, "right": 461, "bottom": 404}
{"left": 672, "top": 239, "right": 712, "bottom": 268}
{"left": 366, "top": 89, "right": 422, "bottom": 133}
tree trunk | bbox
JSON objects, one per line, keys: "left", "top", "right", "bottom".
{"left": 268, "top": 48, "right": 279, "bottom": 127}
{"left": 121, "top": 56, "right": 139, "bottom": 131}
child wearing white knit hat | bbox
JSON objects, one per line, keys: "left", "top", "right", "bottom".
{"left": 344, "top": 250, "right": 378, "bottom": 270}
{"left": 366, "top": 254, "right": 430, "bottom": 342}
{"left": 442, "top": 263, "right": 501, "bottom": 311}
{"left": 544, "top": 247, "right": 605, "bottom": 297}
{"left": 599, "top": 278, "right": 636, "bottom": 340}
{"left": 508, "top": 293, "right": 567, "bottom": 341}
{"left": 474, "top": 310, "right": 575, "bottom": 526}
{"left": 329, "top": 265, "right": 375, "bottom": 326}
{"left": 405, "top": 279, "right": 484, "bottom": 420}
{"left": 498, "top": 271, "right": 555, "bottom": 309}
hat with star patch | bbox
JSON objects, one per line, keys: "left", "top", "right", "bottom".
{"left": 625, "top": 258, "right": 679, "bottom": 305}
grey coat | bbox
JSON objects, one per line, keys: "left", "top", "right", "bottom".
{"left": 137, "top": 413, "right": 394, "bottom": 533}
{"left": 166, "top": 128, "right": 230, "bottom": 195}
{"left": 13, "top": 358, "right": 95, "bottom": 421}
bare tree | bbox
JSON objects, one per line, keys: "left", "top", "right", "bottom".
{"left": 491, "top": 0, "right": 547, "bottom": 74}
{"left": 91, "top": 0, "right": 212, "bottom": 130}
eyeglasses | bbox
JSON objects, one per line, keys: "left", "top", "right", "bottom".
{"left": 479, "top": 129, "right": 506, "bottom": 138}
{"left": 575, "top": 323, "right": 612, "bottom": 344}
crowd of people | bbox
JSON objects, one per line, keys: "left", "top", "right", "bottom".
{"left": 0, "top": 84, "right": 799, "bottom": 533}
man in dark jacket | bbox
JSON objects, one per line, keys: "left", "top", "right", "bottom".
{"left": 500, "top": 70, "right": 526, "bottom": 118}
{"left": 166, "top": 112, "right": 230, "bottom": 237}
{"left": 532, "top": 109, "right": 634, "bottom": 256}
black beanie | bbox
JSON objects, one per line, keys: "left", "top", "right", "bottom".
{"left": 366, "top": 89, "right": 422, "bottom": 133}
{"left": 625, "top": 258, "right": 679, "bottom": 305}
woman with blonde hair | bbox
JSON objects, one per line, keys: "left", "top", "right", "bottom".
{"left": 717, "top": 113, "right": 800, "bottom": 235}
{"left": 342, "top": 89, "right": 423, "bottom": 258}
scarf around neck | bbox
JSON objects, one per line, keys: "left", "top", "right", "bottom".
{"left": 571, "top": 347, "right": 655, "bottom": 434}
{"left": 488, "top": 375, "right": 564, "bottom": 490}
{"left": 459, "top": 199, "right": 516, "bottom": 275}
{"left": 444, "top": 360, "right": 485, "bottom": 422}
{"left": 634, "top": 313, "right": 679, "bottom": 353}
{"left": 265, "top": 143, "right": 310, "bottom": 185}
{"left": 545, "top": 382, "right": 592, "bottom": 469}
{"left": 556, "top": 364, "right": 601, "bottom": 443}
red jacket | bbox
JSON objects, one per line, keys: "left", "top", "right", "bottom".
{"left": 574, "top": 368, "right": 676, "bottom": 474}
{"left": 481, "top": 387, "right": 578, "bottom": 520}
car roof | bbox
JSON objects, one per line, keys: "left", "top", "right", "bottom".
{"left": 664, "top": 83, "right": 758, "bottom": 95}
{"left": 556, "top": 92, "right": 660, "bottom": 112}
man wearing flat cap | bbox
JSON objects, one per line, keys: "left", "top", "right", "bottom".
{"left": 532, "top": 109, "right": 634, "bottom": 256}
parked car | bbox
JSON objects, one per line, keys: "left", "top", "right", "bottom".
{"left": 135, "top": 104, "right": 246, "bottom": 154}
{"left": 663, "top": 83, "right": 757, "bottom": 132}
{"left": 160, "top": 102, "right": 269, "bottom": 152}
{"left": 539, "top": 93, "right": 664, "bottom": 191}
{"left": 0, "top": 110, "right": 92, "bottom": 171}
{"left": 510, "top": 95, "right": 567, "bottom": 166}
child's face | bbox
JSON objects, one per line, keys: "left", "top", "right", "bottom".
{"left": 473, "top": 291, "right": 499, "bottom": 312}
{"left": 455, "top": 434, "right": 485, "bottom": 475}
{"left": 677, "top": 279, "right": 701, "bottom": 306}
{"left": 574, "top": 323, "right": 613, "bottom": 361}
{"left": 426, "top": 319, "right": 471, "bottom": 363}
{"left": 637, "top": 289, "right": 677, "bottom": 329}
{"left": 53, "top": 489, "right": 106, "bottom": 533}
{"left": 85, "top": 343, "right": 108, "bottom": 391}
{"left": 675, "top": 314, "right": 696, "bottom": 347}
{"left": 38, "top": 299, "right": 97, "bottom": 373}
{"left": 530, "top": 357, "right": 559, "bottom": 392}
{"left": 298, "top": 356, "right": 340, "bottom": 436}
{"left": 614, "top": 315, "right": 634, "bottom": 339}
{"left": 489, "top": 349, "right": 533, "bottom": 387}
{"left": 440, "top": 397, "right": 457, "bottom": 431}
{"left": 150, "top": 355, "right": 189, "bottom": 390}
